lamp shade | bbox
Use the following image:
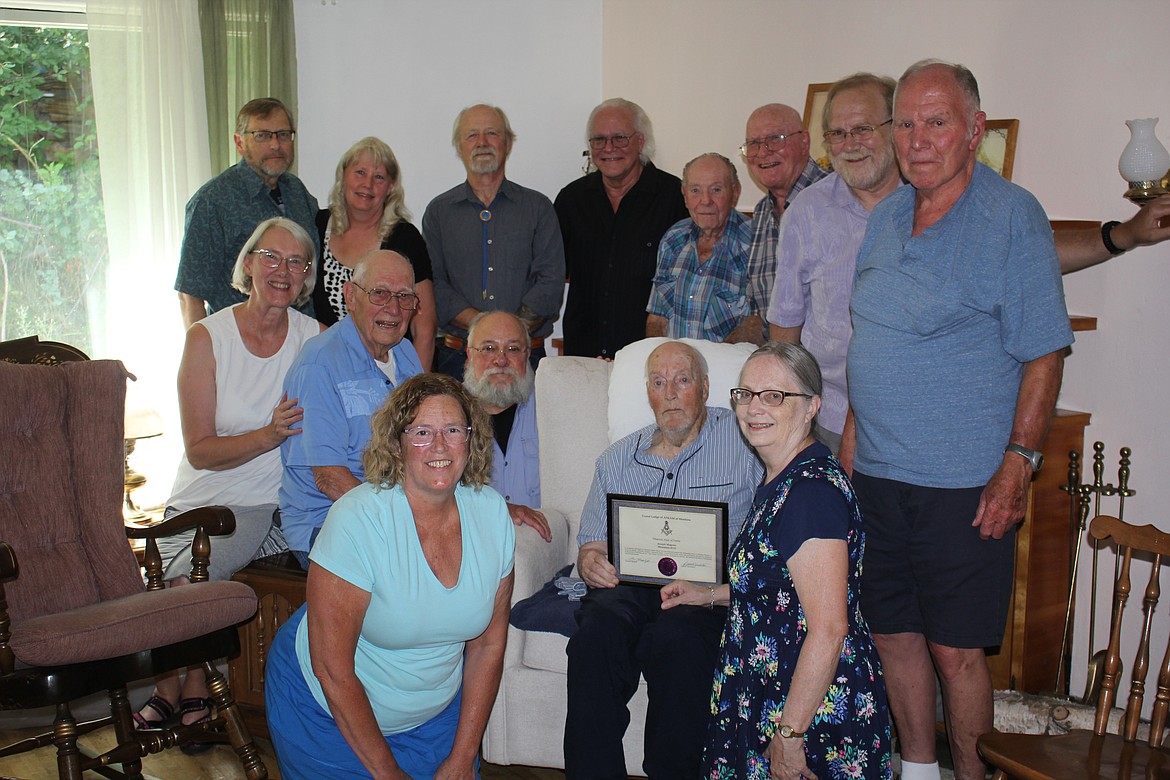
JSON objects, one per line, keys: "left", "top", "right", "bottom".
{"left": 124, "top": 407, "right": 164, "bottom": 440}
{"left": 1119, "top": 118, "right": 1170, "bottom": 183}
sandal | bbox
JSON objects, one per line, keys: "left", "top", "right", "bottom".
{"left": 178, "top": 696, "right": 215, "bottom": 755}
{"left": 131, "top": 694, "right": 176, "bottom": 731}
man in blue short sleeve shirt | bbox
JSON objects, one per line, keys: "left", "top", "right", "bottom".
{"left": 847, "top": 60, "right": 1074, "bottom": 780}
{"left": 279, "top": 251, "right": 423, "bottom": 567}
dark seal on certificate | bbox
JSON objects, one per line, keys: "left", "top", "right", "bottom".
{"left": 606, "top": 493, "right": 729, "bottom": 587}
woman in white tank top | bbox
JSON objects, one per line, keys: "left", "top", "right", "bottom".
{"left": 135, "top": 217, "right": 326, "bottom": 740}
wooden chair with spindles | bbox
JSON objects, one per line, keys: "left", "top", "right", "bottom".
{"left": 978, "top": 514, "right": 1170, "bottom": 779}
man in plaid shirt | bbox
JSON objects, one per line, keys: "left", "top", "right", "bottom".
{"left": 645, "top": 153, "right": 752, "bottom": 342}
{"left": 742, "top": 103, "right": 829, "bottom": 340}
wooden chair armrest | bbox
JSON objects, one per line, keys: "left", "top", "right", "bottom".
{"left": 125, "top": 505, "right": 237, "bottom": 539}
{"left": 126, "top": 507, "right": 237, "bottom": 588}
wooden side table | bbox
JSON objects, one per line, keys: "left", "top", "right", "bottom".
{"left": 229, "top": 553, "right": 307, "bottom": 738}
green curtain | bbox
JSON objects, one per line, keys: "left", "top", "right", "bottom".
{"left": 199, "top": 0, "right": 298, "bottom": 175}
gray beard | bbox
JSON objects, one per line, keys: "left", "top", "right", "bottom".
{"left": 464, "top": 363, "right": 534, "bottom": 409}
{"left": 468, "top": 151, "right": 500, "bottom": 175}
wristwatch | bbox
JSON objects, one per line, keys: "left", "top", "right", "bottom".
{"left": 1005, "top": 443, "right": 1044, "bottom": 473}
{"left": 777, "top": 725, "right": 806, "bottom": 739}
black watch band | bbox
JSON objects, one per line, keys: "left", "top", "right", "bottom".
{"left": 1101, "top": 220, "right": 1126, "bottom": 256}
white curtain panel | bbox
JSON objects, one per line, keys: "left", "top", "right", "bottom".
{"left": 87, "top": 0, "right": 211, "bottom": 485}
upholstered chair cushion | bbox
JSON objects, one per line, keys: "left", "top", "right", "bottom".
{"left": 0, "top": 361, "right": 144, "bottom": 622}
{"left": 11, "top": 580, "right": 258, "bottom": 667}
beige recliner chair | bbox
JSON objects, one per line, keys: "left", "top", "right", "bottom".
{"left": 482, "top": 337, "right": 755, "bottom": 772}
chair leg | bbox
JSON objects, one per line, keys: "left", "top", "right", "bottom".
{"left": 204, "top": 660, "right": 269, "bottom": 779}
{"left": 108, "top": 686, "right": 146, "bottom": 780}
{"left": 52, "top": 702, "right": 83, "bottom": 780}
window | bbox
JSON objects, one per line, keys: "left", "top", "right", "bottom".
{"left": 0, "top": 18, "right": 108, "bottom": 355}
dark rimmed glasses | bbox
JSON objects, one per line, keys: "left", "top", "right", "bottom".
{"left": 241, "top": 129, "right": 295, "bottom": 143}
{"left": 588, "top": 133, "right": 635, "bottom": 151}
{"left": 729, "top": 388, "right": 812, "bottom": 407}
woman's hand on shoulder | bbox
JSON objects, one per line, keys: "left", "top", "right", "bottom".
{"left": 263, "top": 392, "right": 305, "bottom": 448}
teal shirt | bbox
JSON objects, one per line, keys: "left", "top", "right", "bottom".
{"left": 296, "top": 482, "right": 515, "bottom": 734}
{"left": 176, "top": 158, "right": 320, "bottom": 314}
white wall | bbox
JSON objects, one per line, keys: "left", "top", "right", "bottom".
{"left": 292, "top": 0, "right": 601, "bottom": 222}
{"left": 604, "top": 0, "right": 1170, "bottom": 703}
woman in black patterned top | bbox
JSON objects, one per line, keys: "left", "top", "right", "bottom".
{"left": 313, "top": 136, "right": 437, "bottom": 369}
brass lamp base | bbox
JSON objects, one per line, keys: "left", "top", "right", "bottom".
{"left": 1124, "top": 179, "right": 1169, "bottom": 205}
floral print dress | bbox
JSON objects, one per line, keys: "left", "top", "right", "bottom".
{"left": 702, "top": 443, "right": 892, "bottom": 780}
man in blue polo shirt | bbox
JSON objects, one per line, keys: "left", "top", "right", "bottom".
{"left": 279, "top": 250, "right": 423, "bottom": 568}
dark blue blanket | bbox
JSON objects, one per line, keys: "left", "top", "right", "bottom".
{"left": 509, "top": 564, "right": 581, "bottom": 637}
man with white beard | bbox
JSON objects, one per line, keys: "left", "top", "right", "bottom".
{"left": 464, "top": 309, "right": 551, "bottom": 541}
{"left": 424, "top": 104, "right": 566, "bottom": 380}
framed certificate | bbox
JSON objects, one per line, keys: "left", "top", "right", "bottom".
{"left": 606, "top": 494, "right": 729, "bottom": 587}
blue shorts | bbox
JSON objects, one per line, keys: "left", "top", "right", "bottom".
{"left": 853, "top": 471, "right": 1015, "bottom": 649}
{"left": 265, "top": 605, "right": 477, "bottom": 779}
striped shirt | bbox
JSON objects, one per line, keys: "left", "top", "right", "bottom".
{"left": 577, "top": 407, "right": 764, "bottom": 546}
{"left": 646, "top": 211, "right": 752, "bottom": 342}
{"left": 746, "top": 159, "right": 830, "bottom": 316}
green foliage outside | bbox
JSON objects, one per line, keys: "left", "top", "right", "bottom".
{"left": 0, "top": 25, "right": 107, "bottom": 354}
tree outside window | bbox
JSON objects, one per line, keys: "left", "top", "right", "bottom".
{"left": 0, "top": 24, "right": 107, "bottom": 354}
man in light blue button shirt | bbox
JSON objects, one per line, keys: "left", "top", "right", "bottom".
{"left": 280, "top": 251, "right": 423, "bottom": 567}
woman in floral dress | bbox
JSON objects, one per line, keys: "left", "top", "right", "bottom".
{"left": 663, "top": 342, "right": 891, "bottom": 779}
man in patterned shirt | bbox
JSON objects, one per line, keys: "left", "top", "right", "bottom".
{"left": 645, "top": 153, "right": 753, "bottom": 343}
{"left": 741, "top": 103, "right": 829, "bottom": 341}
{"left": 176, "top": 97, "right": 320, "bottom": 328}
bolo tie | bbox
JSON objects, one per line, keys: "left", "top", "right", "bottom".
{"left": 480, "top": 208, "right": 492, "bottom": 300}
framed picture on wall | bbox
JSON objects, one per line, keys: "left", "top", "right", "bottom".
{"left": 978, "top": 119, "right": 1019, "bottom": 180}
{"left": 802, "top": 82, "right": 835, "bottom": 170}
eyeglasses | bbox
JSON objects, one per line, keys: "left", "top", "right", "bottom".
{"left": 588, "top": 133, "right": 635, "bottom": 151}
{"left": 729, "top": 388, "right": 812, "bottom": 407}
{"left": 402, "top": 425, "right": 472, "bottom": 447}
{"left": 822, "top": 120, "right": 893, "bottom": 146}
{"left": 249, "top": 248, "right": 311, "bottom": 273}
{"left": 470, "top": 343, "right": 528, "bottom": 357}
{"left": 241, "top": 129, "right": 295, "bottom": 143}
{"left": 350, "top": 281, "right": 420, "bottom": 310}
{"left": 740, "top": 130, "right": 805, "bottom": 158}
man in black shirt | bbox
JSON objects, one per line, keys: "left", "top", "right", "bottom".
{"left": 555, "top": 99, "right": 688, "bottom": 358}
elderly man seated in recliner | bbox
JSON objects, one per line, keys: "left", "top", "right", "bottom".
{"left": 564, "top": 340, "right": 763, "bottom": 779}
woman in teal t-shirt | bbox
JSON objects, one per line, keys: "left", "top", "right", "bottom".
{"left": 266, "top": 373, "right": 515, "bottom": 779}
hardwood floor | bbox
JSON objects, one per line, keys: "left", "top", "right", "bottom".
{"left": 0, "top": 723, "right": 565, "bottom": 779}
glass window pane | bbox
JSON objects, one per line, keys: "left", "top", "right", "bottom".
{"left": 0, "top": 23, "right": 107, "bottom": 355}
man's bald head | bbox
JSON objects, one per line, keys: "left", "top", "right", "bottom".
{"left": 742, "top": 103, "right": 811, "bottom": 201}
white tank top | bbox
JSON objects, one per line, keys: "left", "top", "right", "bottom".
{"left": 167, "top": 305, "right": 320, "bottom": 509}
